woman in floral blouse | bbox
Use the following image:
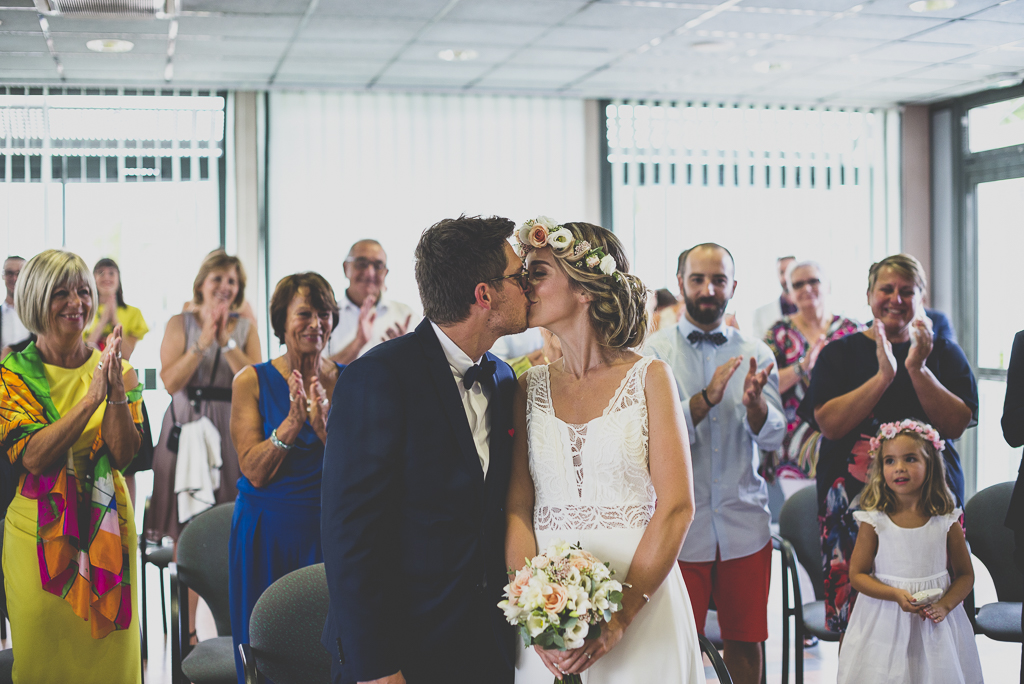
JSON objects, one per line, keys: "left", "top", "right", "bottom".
{"left": 764, "top": 261, "right": 862, "bottom": 479}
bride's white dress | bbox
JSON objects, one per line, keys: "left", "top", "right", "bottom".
{"left": 515, "top": 358, "right": 706, "bottom": 683}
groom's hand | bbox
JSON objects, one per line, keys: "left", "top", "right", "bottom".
{"left": 360, "top": 673, "right": 405, "bottom": 684}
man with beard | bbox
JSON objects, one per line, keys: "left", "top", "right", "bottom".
{"left": 645, "top": 243, "right": 785, "bottom": 684}
{"left": 321, "top": 215, "right": 528, "bottom": 684}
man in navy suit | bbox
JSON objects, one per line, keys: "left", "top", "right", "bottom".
{"left": 321, "top": 215, "right": 529, "bottom": 684}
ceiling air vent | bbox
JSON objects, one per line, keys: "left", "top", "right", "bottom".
{"left": 32, "top": 0, "right": 176, "bottom": 18}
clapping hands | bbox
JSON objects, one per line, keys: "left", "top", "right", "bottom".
{"left": 89, "top": 324, "right": 126, "bottom": 405}
{"left": 742, "top": 357, "right": 774, "bottom": 408}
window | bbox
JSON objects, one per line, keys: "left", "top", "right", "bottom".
{"left": 968, "top": 95, "right": 1024, "bottom": 153}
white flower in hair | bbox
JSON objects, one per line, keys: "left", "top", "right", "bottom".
{"left": 599, "top": 254, "right": 617, "bottom": 275}
{"left": 535, "top": 216, "right": 560, "bottom": 232}
{"left": 548, "top": 228, "right": 574, "bottom": 250}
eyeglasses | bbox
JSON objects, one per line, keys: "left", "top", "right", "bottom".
{"left": 488, "top": 269, "right": 530, "bottom": 292}
{"left": 345, "top": 257, "right": 387, "bottom": 272}
{"left": 791, "top": 278, "right": 821, "bottom": 290}
{"left": 2, "top": 270, "right": 19, "bottom": 278}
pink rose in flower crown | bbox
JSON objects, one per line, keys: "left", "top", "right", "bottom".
{"left": 543, "top": 584, "right": 568, "bottom": 614}
{"left": 528, "top": 225, "right": 550, "bottom": 248}
{"left": 508, "top": 567, "right": 533, "bottom": 599}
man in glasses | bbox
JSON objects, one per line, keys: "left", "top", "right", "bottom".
{"left": 324, "top": 239, "right": 415, "bottom": 365}
{"left": 1, "top": 256, "right": 30, "bottom": 358}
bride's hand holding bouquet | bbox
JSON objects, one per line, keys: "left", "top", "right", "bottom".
{"left": 499, "top": 540, "right": 627, "bottom": 683}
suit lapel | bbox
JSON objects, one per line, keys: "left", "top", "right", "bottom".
{"left": 485, "top": 352, "right": 514, "bottom": 495}
{"left": 416, "top": 319, "right": 484, "bottom": 479}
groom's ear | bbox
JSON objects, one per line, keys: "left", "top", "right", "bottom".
{"left": 475, "top": 282, "right": 494, "bottom": 310}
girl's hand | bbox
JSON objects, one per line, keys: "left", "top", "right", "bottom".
{"left": 307, "top": 376, "right": 329, "bottom": 439}
{"left": 560, "top": 613, "right": 627, "bottom": 674}
{"left": 874, "top": 320, "right": 897, "bottom": 383}
{"left": 894, "top": 589, "right": 926, "bottom": 617}
{"left": 922, "top": 601, "right": 951, "bottom": 624}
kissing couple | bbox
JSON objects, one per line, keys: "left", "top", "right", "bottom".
{"left": 321, "top": 215, "right": 706, "bottom": 684}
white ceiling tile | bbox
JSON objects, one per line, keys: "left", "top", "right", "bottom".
{"left": 858, "top": 0, "right": 1003, "bottom": 19}
{"left": 312, "top": 0, "right": 453, "bottom": 20}
{"left": 0, "top": 35, "right": 49, "bottom": 52}
{"left": 175, "top": 55, "right": 279, "bottom": 72}
{"left": 181, "top": 0, "right": 309, "bottom": 14}
{"left": 447, "top": 0, "right": 587, "bottom": 24}
{"left": 911, "top": 18, "right": 1024, "bottom": 45}
{"left": 401, "top": 42, "right": 518, "bottom": 63}
{"left": 861, "top": 39, "right": 985, "bottom": 61}
{"left": 417, "top": 20, "right": 549, "bottom": 45}
{"left": 566, "top": 4, "right": 704, "bottom": 30}
{"left": 736, "top": 0, "right": 863, "bottom": 12}
{"left": 952, "top": 45, "right": 1024, "bottom": 66}
{"left": 275, "top": 59, "right": 380, "bottom": 77}
{"left": 543, "top": 25, "right": 664, "bottom": 49}
{"left": 696, "top": 10, "right": 827, "bottom": 35}
{"left": 175, "top": 38, "right": 290, "bottom": 57}
{"left": 752, "top": 36, "right": 884, "bottom": 58}
{"left": 651, "top": 33, "right": 770, "bottom": 56}
{"left": 287, "top": 40, "right": 403, "bottom": 60}
{"left": 177, "top": 15, "right": 301, "bottom": 39}
{"left": 373, "top": 73, "right": 474, "bottom": 87}
{"left": 809, "top": 58, "right": 934, "bottom": 80}
{"left": 802, "top": 13, "right": 946, "bottom": 40}
{"left": 505, "top": 48, "right": 616, "bottom": 69}
{"left": 475, "top": 65, "right": 591, "bottom": 86}
{"left": 971, "top": 1, "right": 1024, "bottom": 23}
{"left": 0, "top": 10, "right": 47, "bottom": 31}
{"left": 383, "top": 60, "right": 490, "bottom": 80}
{"left": 851, "top": 76, "right": 968, "bottom": 93}
{"left": 0, "top": 54, "right": 57, "bottom": 70}
{"left": 298, "top": 18, "right": 423, "bottom": 41}
{"left": 913, "top": 61, "right": 1016, "bottom": 79}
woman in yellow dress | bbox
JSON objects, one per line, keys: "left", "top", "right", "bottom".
{"left": 1, "top": 249, "right": 144, "bottom": 683}
{"left": 84, "top": 257, "right": 149, "bottom": 360}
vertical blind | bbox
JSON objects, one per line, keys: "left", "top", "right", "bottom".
{"left": 606, "top": 101, "right": 899, "bottom": 327}
{"left": 268, "top": 91, "right": 588, "bottom": 324}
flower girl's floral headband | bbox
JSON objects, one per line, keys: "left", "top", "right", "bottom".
{"left": 868, "top": 419, "right": 945, "bottom": 457}
{"left": 516, "top": 216, "right": 621, "bottom": 281}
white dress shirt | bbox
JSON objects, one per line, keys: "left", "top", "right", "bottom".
{"left": 430, "top": 321, "right": 492, "bottom": 478}
{"left": 1, "top": 301, "right": 30, "bottom": 350}
{"left": 646, "top": 319, "right": 786, "bottom": 562}
{"left": 322, "top": 293, "right": 416, "bottom": 360}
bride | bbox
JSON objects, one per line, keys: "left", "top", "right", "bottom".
{"left": 505, "top": 219, "right": 706, "bottom": 683}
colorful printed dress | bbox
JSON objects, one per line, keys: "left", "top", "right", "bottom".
{"left": 797, "top": 331, "right": 977, "bottom": 632}
{"left": 763, "top": 315, "right": 862, "bottom": 478}
{"left": 1, "top": 343, "right": 145, "bottom": 683}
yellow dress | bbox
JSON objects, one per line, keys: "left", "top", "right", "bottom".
{"left": 2, "top": 349, "right": 140, "bottom": 683}
{"left": 83, "top": 304, "right": 149, "bottom": 343}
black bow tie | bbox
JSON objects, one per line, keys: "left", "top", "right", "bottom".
{"left": 687, "top": 330, "right": 728, "bottom": 346}
{"left": 463, "top": 359, "right": 496, "bottom": 390}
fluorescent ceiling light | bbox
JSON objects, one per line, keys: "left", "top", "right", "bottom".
{"left": 437, "top": 49, "right": 478, "bottom": 62}
{"left": 691, "top": 40, "right": 734, "bottom": 53}
{"left": 87, "top": 39, "right": 134, "bottom": 53}
{"left": 908, "top": 0, "right": 956, "bottom": 12}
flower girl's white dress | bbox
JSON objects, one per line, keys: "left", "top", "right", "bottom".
{"left": 515, "top": 358, "right": 706, "bottom": 683}
{"left": 837, "top": 508, "right": 984, "bottom": 684}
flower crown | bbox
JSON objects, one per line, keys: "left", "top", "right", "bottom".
{"left": 516, "top": 216, "right": 621, "bottom": 281}
{"left": 868, "top": 419, "right": 945, "bottom": 457}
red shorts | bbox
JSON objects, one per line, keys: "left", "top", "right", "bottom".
{"left": 678, "top": 541, "right": 772, "bottom": 643}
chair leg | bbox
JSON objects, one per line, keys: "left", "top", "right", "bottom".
{"left": 159, "top": 568, "right": 168, "bottom": 637}
{"left": 761, "top": 641, "right": 767, "bottom": 684}
{"left": 795, "top": 618, "right": 804, "bottom": 684}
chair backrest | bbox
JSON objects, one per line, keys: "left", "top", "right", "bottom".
{"left": 965, "top": 482, "right": 1024, "bottom": 603}
{"left": 698, "top": 634, "right": 733, "bottom": 684}
{"left": 176, "top": 502, "right": 234, "bottom": 635}
{"left": 249, "top": 563, "right": 331, "bottom": 684}
{"left": 779, "top": 485, "right": 825, "bottom": 601}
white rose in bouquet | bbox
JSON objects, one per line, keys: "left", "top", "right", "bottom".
{"left": 563, "top": 618, "right": 590, "bottom": 650}
{"left": 526, "top": 613, "right": 548, "bottom": 638}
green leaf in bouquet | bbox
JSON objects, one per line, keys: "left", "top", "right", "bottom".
{"left": 562, "top": 616, "right": 578, "bottom": 629}
{"left": 536, "top": 631, "right": 555, "bottom": 648}
{"left": 608, "top": 590, "right": 623, "bottom": 604}
{"left": 521, "top": 626, "right": 532, "bottom": 647}
{"left": 603, "top": 609, "right": 612, "bottom": 622}
{"left": 589, "top": 623, "right": 601, "bottom": 640}
{"left": 552, "top": 634, "right": 565, "bottom": 650}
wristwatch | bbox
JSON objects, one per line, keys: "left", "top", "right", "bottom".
{"left": 221, "top": 338, "right": 237, "bottom": 353}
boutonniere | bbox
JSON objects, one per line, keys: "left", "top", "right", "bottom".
{"left": 508, "top": 428, "right": 515, "bottom": 438}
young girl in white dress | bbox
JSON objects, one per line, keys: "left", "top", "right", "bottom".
{"left": 504, "top": 219, "right": 705, "bottom": 684}
{"left": 838, "top": 419, "right": 983, "bottom": 684}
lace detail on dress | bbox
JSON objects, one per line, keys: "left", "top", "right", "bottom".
{"left": 525, "top": 358, "right": 657, "bottom": 532}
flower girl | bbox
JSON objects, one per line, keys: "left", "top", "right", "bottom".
{"left": 837, "top": 419, "right": 983, "bottom": 684}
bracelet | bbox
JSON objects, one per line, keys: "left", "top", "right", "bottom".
{"left": 269, "top": 428, "right": 292, "bottom": 451}
{"left": 107, "top": 398, "right": 129, "bottom": 405}
{"left": 642, "top": 593, "right": 651, "bottom": 603}
{"left": 701, "top": 388, "right": 716, "bottom": 408}
{"left": 189, "top": 341, "right": 208, "bottom": 356}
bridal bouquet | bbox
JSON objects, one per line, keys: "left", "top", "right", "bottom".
{"left": 498, "top": 540, "right": 624, "bottom": 682}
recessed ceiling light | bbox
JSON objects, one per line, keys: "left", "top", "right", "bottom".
{"left": 437, "top": 49, "right": 478, "bottom": 62}
{"left": 753, "top": 60, "right": 791, "bottom": 73}
{"left": 908, "top": 0, "right": 956, "bottom": 12}
{"left": 87, "top": 39, "right": 134, "bottom": 53}
{"left": 691, "top": 40, "right": 735, "bottom": 53}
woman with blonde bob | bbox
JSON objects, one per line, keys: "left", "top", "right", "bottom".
{"left": 1, "top": 249, "right": 144, "bottom": 682}
{"left": 505, "top": 219, "right": 705, "bottom": 682}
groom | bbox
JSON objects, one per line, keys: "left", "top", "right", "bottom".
{"left": 321, "top": 215, "right": 529, "bottom": 684}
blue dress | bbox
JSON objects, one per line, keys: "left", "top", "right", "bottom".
{"left": 229, "top": 361, "right": 342, "bottom": 683}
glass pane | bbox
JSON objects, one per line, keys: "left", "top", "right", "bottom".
{"left": 976, "top": 378, "right": 1023, "bottom": 491}
{"left": 976, "top": 176, "right": 1024, "bottom": 369}
{"left": 968, "top": 95, "right": 1024, "bottom": 153}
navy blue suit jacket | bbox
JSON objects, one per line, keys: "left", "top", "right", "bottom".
{"left": 925, "top": 308, "right": 957, "bottom": 344}
{"left": 321, "top": 319, "right": 516, "bottom": 684}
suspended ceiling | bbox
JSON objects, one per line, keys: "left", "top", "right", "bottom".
{"left": 1, "top": 0, "right": 1023, "bottom": 106}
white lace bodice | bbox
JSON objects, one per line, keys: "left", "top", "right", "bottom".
{"left": 526, "top": 357, "right": 656, "bottom": 531}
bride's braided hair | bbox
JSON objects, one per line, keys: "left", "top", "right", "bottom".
{"left": 550, "top": 222, "right": 649, "bottom": 350}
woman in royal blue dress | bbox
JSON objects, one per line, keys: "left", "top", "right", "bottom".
{"left": 228, "top": 272, "right": 343, "bottom": 683}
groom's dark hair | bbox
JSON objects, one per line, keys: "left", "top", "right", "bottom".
{"left": 416, "top": 215, "right": 515, "bottom": 325}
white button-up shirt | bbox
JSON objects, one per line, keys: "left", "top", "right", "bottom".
{"left": 323, "top": 293, "right": 416, "bottom": 360}
{"left": 431, "top": 321, "right": 492, "bottom": 478}
{"left": 1, "top": 301, "right": 30, "bottom": 350}
{"left": 646, "top": 319, "right": 786, "bottom": 562}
